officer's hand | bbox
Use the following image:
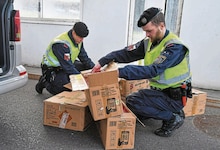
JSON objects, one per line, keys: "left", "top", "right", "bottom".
{"left": 91, "top": 63, "right": 101, "bottom": 73}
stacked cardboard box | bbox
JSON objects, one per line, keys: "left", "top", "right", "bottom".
{"left": 98, "top": 112, "right": 136, "bottom": 150}
{"left": 84, "top": 70, "right": 136, "bottom": 149}
{"left": 43, "top": 64, "right": 207, "bottom": 149}
{"left": 85, "top": 70, "right": 123, "bottom": 121}
{"left": 43, "top": 91, "right": 93, "bottom": 131}
{"left": 183, "top": 89, "right": 207, "bottom": 117}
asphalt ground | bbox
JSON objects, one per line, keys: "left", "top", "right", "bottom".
{"left": 0, "top": 67, "right": 219, "bottom": 150}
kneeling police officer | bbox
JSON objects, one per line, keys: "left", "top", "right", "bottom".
{"left": 35, "top": 22, "right": 95, "bottom": 95}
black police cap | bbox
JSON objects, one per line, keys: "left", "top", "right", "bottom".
{"left": 73, "top": 22, "right": 89, "bottom": 37}
{"left": 137, "top": 7, "right": 161, "bottom": 27}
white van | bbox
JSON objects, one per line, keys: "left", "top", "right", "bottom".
{"left": 0, "top": 0, "right": 28, "bottom": 94}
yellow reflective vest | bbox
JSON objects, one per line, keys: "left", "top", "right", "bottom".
{"left": 42, "top": 32, "right": 81, "bottom": 67}
{"left": 144, "top": 32, "right": 191, "bottom": 89}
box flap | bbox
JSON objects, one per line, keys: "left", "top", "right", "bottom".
{"left": 86, "top": 70, "right": 118, "bottom": 87}
{"left": 64, "top": 83, "right": 72, "bottom": 90}
{"left": 44, "top": 91, "right": 88, "bottom": 107}
{"left": 192, "top": 89, "right": 207, "bottom": 95}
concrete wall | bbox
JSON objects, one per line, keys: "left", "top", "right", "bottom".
{"left": 20, "top": 22, "right": 71, "bottom": 66}
{"left": 82, "top": 0, "right": 130, "bottom": 64}
{"left": 180, "top": 0, "right": 220, "bottom": 90}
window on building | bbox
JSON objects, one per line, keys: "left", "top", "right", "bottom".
{"left": 131, "top": 0, "right": 146, "bottom": 43}
{"left": 130, "top": 0, "right": 182, "bottom": 43}
{"left": 131, "top": 0, "right": 166, "bottom": 44}
{"left": 128, "top": 0, "right": 166, "bottom": 65}
{"left": 14, "top": 0, "right": 82, "bottom": 22}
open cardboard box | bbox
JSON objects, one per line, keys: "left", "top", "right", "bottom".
{"left": 43, "top": 91, "right": 93, "bottom": 131}
{"left": 85, "top": 70, "right": 123, "bottom": 121}
{"left": 66, "top": 62, "right": 123, "bottom": 121}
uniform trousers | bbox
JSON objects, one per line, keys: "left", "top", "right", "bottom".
{"left": 126, "top": 89, "right": 183, "bottom": 121}
{"left": 44, "top": 60, "right": 89, "bottom": 95}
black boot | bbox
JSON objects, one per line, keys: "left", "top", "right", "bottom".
{"left": 154, "top": 113, "right": 184, "bottom": 137}
{"left": 178, "top": 109, "right": 185, "bottom": 119}
{"left": 35, "top": 75, "right": 46, "bottom": 94}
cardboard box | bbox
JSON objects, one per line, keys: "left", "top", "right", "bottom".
{"left": 119, "top": 78, "right": 150, "bottom": 97}
{"left": 85, "top": 70, "right": 123, "bottom": 121}
{"left": 98, "top": 112, "right": 136, "bottom": 150}
{"left": 64, "top": 82, "right": 72, "bottom": 90}
{"left": 43, "top": 91, "right": 93, "bottom": 131}
{"left": 183, "top": 97, "right": 193, "bottom": 117}
{"left": 183, "top": 89, "right": 207, "bottom": 117}
{"left": 121, "top": 96, "right": 126, "bottom": 103}
{"left": 192, "top": 89, "right": 207, "bottom": 115}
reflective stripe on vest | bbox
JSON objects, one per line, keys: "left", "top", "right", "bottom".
{"left": 144, "top": 32, "right": 191, "bottom": 89}
{"left": 42, "top": 32, "right": 81, "bottom": 67}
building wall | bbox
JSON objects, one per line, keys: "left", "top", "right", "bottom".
{"left": 20, "top": 22, "right": 71, "bottom": 67}
{"left": 180, "top": 0, "right": 220, "bottom": 90}
{"left": 82, "top": 0, "right": 130, "bottom": 64}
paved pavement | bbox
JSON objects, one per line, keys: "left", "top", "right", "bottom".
{"left": 0, "top": 66, "right": 219, "bottom": 150}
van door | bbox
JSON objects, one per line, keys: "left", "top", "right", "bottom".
{"left": 0, "top": 0, "right": 15, "bottom": 76}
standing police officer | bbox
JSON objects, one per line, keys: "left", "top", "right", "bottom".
{"left": 92, "top": 7, "right": 192, "bottom": 137}
{"left": 36, "top": 22, "right": 95, "bottom": 95}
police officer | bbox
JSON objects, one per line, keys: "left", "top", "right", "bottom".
{"left": 92, "top": 7, "right": 192, "bottom": 137}
{"left": 36, "top": 22, "right": 95, "bottom": 95}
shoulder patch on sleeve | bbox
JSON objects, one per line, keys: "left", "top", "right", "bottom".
{"left": 63, "top": 44, "right": 68, "bottom": 48}
{"left": 126, "top": 44, "right": 135, "bottom": 51}
{"left": 154, "top": 55, "right": 167, "bottom": 64}
{"left": 166, "top": 43, "right": 174, "bottom": 48}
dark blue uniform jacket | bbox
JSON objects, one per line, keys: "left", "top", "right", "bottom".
{"left": 51, "top": 30, "right": 94, "bottom": 75}
{"left": 98, "top": 30, "right": 187, "bottom": 80}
